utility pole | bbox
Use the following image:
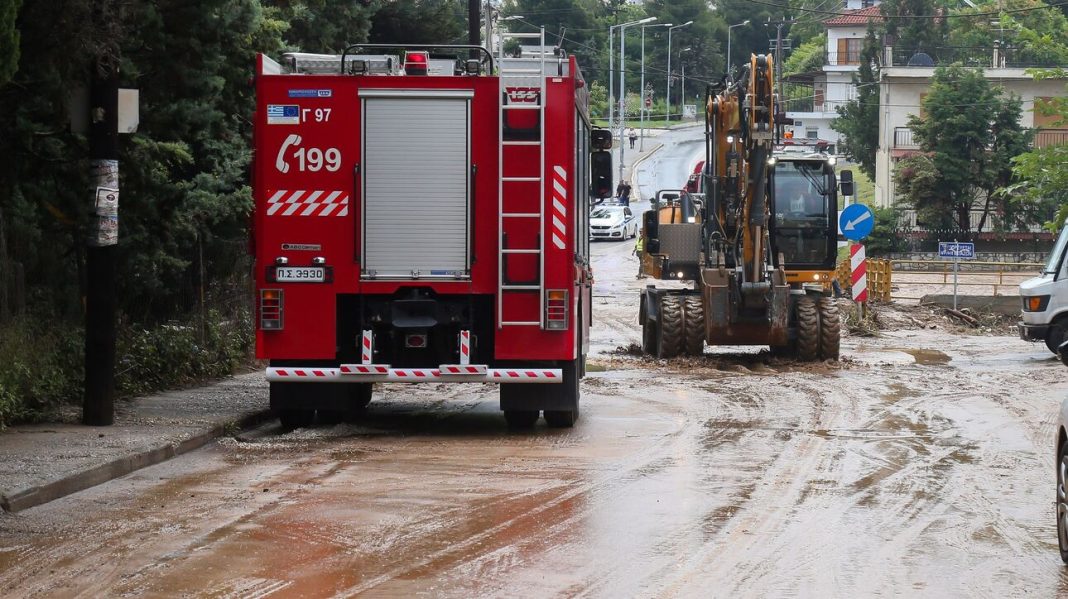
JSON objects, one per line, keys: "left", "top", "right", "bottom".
{"left": 83, "top": 1, "right": 121, "bottom": 426}
{"left": 468, "top": 0, "right": 480, "bottom": 60}
{"left": 768, "top": 19, "right": 796, "bottom": 110}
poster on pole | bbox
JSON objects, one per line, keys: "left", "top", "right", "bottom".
{"left": 88, "top": 159, "right": 119, "bottom": 247}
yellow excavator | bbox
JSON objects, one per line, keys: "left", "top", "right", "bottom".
{"left": 639, "top": 54, "right": 852, "bottom": 360}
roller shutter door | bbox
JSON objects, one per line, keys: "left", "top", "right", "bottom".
{"left": 361, "top": 90, "right": 471, "bottom": 279}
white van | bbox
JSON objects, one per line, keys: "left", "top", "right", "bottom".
{"left": 1020, "top": 227, "right": 1068, "bottom": 354}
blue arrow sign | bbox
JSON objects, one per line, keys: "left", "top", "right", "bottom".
{"left": 839, "top": 204, "right": 874, "bottom": 241}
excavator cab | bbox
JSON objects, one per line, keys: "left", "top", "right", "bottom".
{"left": 770, "top": 156, "right": 841, "bottom": 280}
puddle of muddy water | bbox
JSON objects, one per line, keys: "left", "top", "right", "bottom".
{"left": 883, "top": 347, "right": 952, "bottom": 365}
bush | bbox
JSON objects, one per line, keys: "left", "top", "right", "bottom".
{"left": 0, "top": 306, "right": 254, "bottom": 428}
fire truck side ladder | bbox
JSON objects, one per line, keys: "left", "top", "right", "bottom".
{"left": 497, "top": 28, "right": 548, "bottom": 328}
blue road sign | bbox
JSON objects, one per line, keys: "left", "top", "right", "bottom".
{"left": 938, "top": 241, "right": 975, "bottom": 259}
{"left": 839, "top": 204, "right": 874, "bottom": 241}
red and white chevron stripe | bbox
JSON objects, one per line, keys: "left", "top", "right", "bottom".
{"left": 340, "top": 364, "right": 388, "bottom": 375}
{"left": 361, "top": 330, "right": 374, "bottom": 364}
{"left": 459, "top": 330, "right": 470, "bottom": 365}
{"left": 851, "top": 243, "right": 868, "bottom": 303}
{"left": 266, "top": 190, "right": 349, "bottom": 217}
{"left": 550, "top": 165, "right": 568, "bottom": 250}
{"left": 266, "top": 366, "right": 561, "bottom": 383}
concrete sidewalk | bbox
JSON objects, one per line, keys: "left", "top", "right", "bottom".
{"left": 0, "top": 373, "right": 269, "bottom": 512}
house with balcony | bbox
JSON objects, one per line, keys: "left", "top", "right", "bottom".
{"left": 784, "top": 1, "right": 883, "bottom": 149}
{"left": 874, "top": 49, "right": 1068, "bottom": 208}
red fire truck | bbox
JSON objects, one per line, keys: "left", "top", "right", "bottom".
{"left": 252, "top": 34, "right": 606, "bottom": 429}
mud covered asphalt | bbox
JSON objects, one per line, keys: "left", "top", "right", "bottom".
{"left": 3, "top": 148, "right": 1068, "bottom": 595}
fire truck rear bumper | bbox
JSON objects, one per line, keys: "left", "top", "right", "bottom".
{"left": 266, "top": 365, "right": 563, "bottom": 383}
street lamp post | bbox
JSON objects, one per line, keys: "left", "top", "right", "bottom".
{"left": 640, "top": 23, "right": 671, "bottom": 151}
{"left": 727, "top": 20, "right": 750, "bottom": 77}
{"left": 680, "top": 47, "right": 692, "bottom": 120}
{"left": 665, "top": 21, "right": 693, "bottom": 123}
{"left": 616, "top": 16, "right": 656, "bottom": 184}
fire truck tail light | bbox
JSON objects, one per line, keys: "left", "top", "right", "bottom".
{"left": 546, "top": 290, "right": 569, "bottom": 330}
{"left": 404, "top": 51, "right": 429, "bottom": 75}
{"left": 260, "top": 289, "right": 284, "bottom": 330}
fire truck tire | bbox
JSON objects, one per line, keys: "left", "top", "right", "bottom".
{"left": 817, "top": 297, "right": 841, "bottom": 361}
{"left": 279, "top": 409, "right": 314, "bottom": 430}
{"left": 544, "top": 357, "right": 580, "bottom": 428}
{"left": 504, "top": 410, "right": 539, "bottom": 429}
{"left": 657, "top": 295, "right": 684, "bottom": 359}
{"left": 682, "top": 295, "right": 705, "bottom": 356}
{"left": 796, "top": 296, "right": 820, "bottom": 362}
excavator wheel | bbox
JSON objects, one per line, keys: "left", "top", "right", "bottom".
{"left": 657, "top": 295, "right": 684, "bottom": 359}
{"left": 817, "top": 296, "right": 841, "bottom": 360}
{"left": 642, "top": 316, "right": 659, "bottom": 356}
{"left": 796, "top": 296, "right": 820, "bottom": 362}
{"left": 682, "top": 295, "right": 705, "bottom": 356}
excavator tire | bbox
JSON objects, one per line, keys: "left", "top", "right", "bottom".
{"left": 642, "top": 317, "right": 659, "bottom": 356}
{"left": 817, "top": 296, "right": 841, "bottom": 361}
{"left": 682, "top": 295, "right": 705, "bottom": 356}
{"left": 657, "top": 295, "right": 684, "bottom": 359}
{"left": 796, "top": 296, "right": 820, "bottom": 362}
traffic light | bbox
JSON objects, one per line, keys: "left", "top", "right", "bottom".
{"left": 591, "top": 150, "right": 613, "bottom": 199}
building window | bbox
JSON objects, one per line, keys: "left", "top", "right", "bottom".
{"left": 836, "top": 38, "right": 863, "bottom": 65}
{"left": 806, "top": 127, "right": 819, "bottom": 139}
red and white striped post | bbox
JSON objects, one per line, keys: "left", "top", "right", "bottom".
{"left": 851, "top": 243, "right": 868, "bottom": 315}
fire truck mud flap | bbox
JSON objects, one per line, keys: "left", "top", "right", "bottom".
{"left": 499, "top": 358, "right": 580, "bottom": 416}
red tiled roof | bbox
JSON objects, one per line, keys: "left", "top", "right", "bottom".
{"left": 824, "top": 5, "right": 884, "bottom": 27}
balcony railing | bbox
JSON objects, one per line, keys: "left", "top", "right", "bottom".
{"left": 823, "top": 46, "right": 1067, "bottom": 69}
{"left": 887, "top": 45, "right": 1067, "bottom": 69}
{"left": 825, "top": 51, "right": 862, "bottom": 67}
{"left": 1034, "top": 129, "right": 1068, "bottom": 148}
{"left": 893, "top": 127, "right": 917, "bottom": 148}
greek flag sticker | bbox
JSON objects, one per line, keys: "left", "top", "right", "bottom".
{"left": 267, "top": 104, "right": 300, "bottom": 125}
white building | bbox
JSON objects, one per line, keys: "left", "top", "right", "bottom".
{"left": 874, "top": 63, "right": 1068, "bottom": 208}
{"left": 785, "top": 1, "right": 882, "bottom": 149}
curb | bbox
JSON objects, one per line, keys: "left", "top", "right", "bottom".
{"left": 0, "top": 409, "right": 273, "bottom": 513}
{"left": 629, "top": 143, "right": 664, "bottom": 191}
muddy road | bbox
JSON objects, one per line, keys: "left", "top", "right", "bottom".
{"left": 3, "top": 161, "right": 1068, "bottom": 595}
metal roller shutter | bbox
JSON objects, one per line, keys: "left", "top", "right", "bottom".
{"left": 362, "top": 90, "right": 471, "bottom": 279}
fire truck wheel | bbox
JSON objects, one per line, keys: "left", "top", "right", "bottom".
{"left": 817, "top": 297, "right": 841, "bottom": 360}
{"left": 279, "top": 409, "right": 314, "bottom": 431}
{"left": 682, "top": 295, "right": 705, "bottom": 356}
{"left": 504, "top": 410, "right": 539, "bottom": 429}
{"left": 545, "top": 357, "right": 580, "bottom": 428}
{"left": 796, "top": 296, "right": 820, "bottom": 362}
{"left": 657, "top": 295, "right": 684, "bottom": 359}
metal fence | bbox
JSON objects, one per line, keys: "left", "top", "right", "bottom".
{"left": 833, "top": 258, "right": 1038, "bottom": 302}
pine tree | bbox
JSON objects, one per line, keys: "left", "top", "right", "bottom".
{"left": 0, "top": 0, "right": 20, "bottom": 87}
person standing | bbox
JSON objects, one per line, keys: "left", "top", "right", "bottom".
{"left": 628, "top": 128, "right": 637, "bottom": 149}
{"left": 619, "top": 181, "right": 632, "bottom": 206}
{"left": 633, "top": 231, "right": 645, "bottom": 279}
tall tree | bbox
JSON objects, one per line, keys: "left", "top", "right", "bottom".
{"left": 881, "top": 0, "right": 948, "bottom": 56}
{"left": 1004, "top": 68, "right": 1068, "bottom": 229}
{"left": 369, "top": 0, "right": 464, "bottom": 46}
{"left": 894, "top": 66, "right": 1028, "bottom": 233}
{"left": 0, "top": 0, "right": 19, "bottom": 86}
{"left": 832, "top": 27, "right": 880, "bottom": 180}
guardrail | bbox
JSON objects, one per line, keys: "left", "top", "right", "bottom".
{"left": 888, "top": 259, "right": 1041, "bottom": 300}
{"left": 833, "top": 258, "right": 1039, "bottom": 302}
